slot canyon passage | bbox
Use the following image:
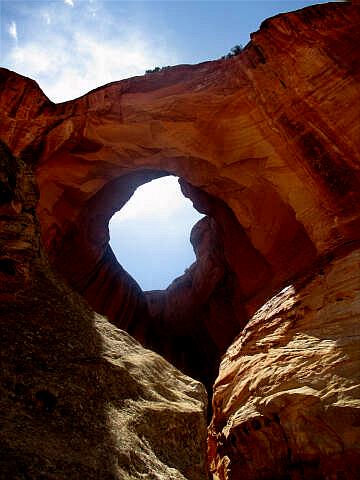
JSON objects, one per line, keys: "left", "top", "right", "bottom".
{"left": 0, "top": 3, "right": 360, "bottom": 479}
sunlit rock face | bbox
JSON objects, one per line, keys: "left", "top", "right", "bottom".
{"left": 2, "top": 4, "right": 359, "bottom": 392}
{"left": 1, "top": 3, "right": 360, "bottom": 476}
{"left": 208, "top": 248, "right": 360, "bottom": 479}
{"left": 0, "top": 142, "right": 208, "bottom": 479}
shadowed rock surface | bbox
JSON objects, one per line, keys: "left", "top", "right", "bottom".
{"left": 1, "top": 3, "right": 360, "bottom": 478}
{"left": 0, "top": 143, "right": 208, "bottom": 479}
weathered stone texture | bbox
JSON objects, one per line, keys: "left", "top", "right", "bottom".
{"left": 0, "top": 4, "right": 359, "bottom": 389}
{"left": 0, "top": 143, "right": 208, "bottom": 479}
{"left": 0, "top": 3, "right": 360, "bottom": 478}
{"left": 208, "top": 248, "right": 360, "bottom": 479}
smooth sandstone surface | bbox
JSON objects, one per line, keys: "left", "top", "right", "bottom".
{"left": 0, "top": 142, "right": 208, "bottom": 479}
{"left": 208, "top": 248, "right": 360, "bottom": 479}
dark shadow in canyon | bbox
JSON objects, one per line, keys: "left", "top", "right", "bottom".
{"left": 47, "top": 169, "right": 251, "bottom": 399}
{"left": 45, "top": 165, "right": 317, "bottom": 403}
{"left": 0, "top": 142, "right": 207, "bottom": 479}
{"left": 0, "top": 141, "right": 120, "bottom": 478}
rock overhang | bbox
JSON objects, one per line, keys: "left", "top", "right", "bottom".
{"left": 0, "top": 1, "right": 359, "bottom": 390}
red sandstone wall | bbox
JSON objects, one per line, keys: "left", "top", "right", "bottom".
{"left": 0, "top": 3, "right": 359, "bottom": 392}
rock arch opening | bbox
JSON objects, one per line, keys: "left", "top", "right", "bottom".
{"left": 108, "top": 175, "right": 204, "bottom": 291}
{"left": 35, "top": 162, "right": 319, "bottom": 394}
{"left": 2, "top": 5, "right": 360, "bottom": 476}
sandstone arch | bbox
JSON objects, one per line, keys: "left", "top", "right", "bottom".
{"left": 0, "top": 141, "right": 208, "bottom": 480}
{"left": 1, "top": 3, "right": 359, "bottom": 391}
{"left": 1, "top": 3, "right": 360, "bottom": 478}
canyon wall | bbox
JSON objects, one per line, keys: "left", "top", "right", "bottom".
{"left": 1, "top": 3, "right": 359, "bottom": 391}
{"left": 208, "top": 247, "right": 360, "bottom": 479}
{"left": 0, "top": 2, "right": 360, "bottom": 478}
{"left": 0, "top": 141, "right": 208, "bottom": 479}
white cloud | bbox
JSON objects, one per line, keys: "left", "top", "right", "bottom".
{"left": 5, "top": 11, "right": 178, "bottom": 102}
{"left": 64, "top": 0, "right": 74, "bottom": 7}
{"left": 110, "top": 177, "right": 203, "bottom": 223}
{"left": 7, "top": 21, "right": 18, "bottom": 41}
{"left": 109, "top": 176, "right": 203, "bottom": 289}
{"left": 10, "top": 43, "right": 67, "bottom": 76}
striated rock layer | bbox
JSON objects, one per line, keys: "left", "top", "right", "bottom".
{"left": 0, "top": 143, "right": 208, "bottom": 479}
{"left": 208, "top": 248, "right": 360, "bottom": 479}
{"left": 0, "top": 3, "right": 359, "bottom": 390}
{"left": 1, "top": 3, "right": 360, "bottom": 477}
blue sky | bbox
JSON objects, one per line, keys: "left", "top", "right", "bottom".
{"left": 0, "top": 0, "right": 337, "bottom": 290}
{"left": 109, "top": 176, "right": 204, "bottom": 290}
{"left": 1, "top": 1, "right": 336, "bottom": 102}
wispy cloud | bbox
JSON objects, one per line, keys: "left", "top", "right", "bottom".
{"left": 7, "top": 21, "right": 17, "bottom": 41}
{"left": 8, "top": 31, "right": 177, "bottom": 102}
{"left": 64, "top": 0, "right": 74, "bottom": 7}
{"left": 110, "top": 177, "right": 203, "bottom": 223}
{"left": 4, "top": 2, "right": 179, "bottom": 102}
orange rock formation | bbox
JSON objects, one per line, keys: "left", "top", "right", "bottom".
{"left": 0, "top": 141, "right": 208, "bottom": 479}
{"left": 1, "top": 3, "right": 360, "bottom": 478}
{"left": 208, "top": 248, "right": 360, "bottom": 478}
